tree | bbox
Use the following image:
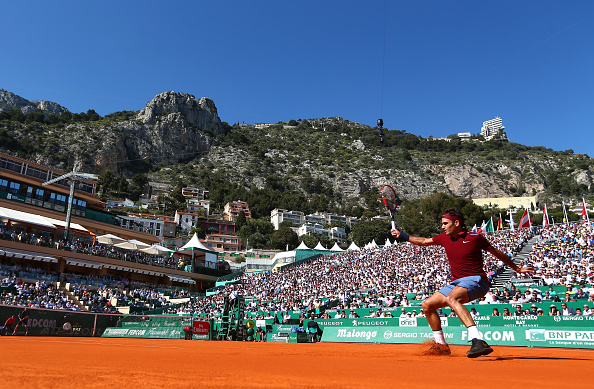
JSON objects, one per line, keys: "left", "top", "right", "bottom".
{"left": 271, "top": 226, "right": 299, "bottom": 250}
{"left": 351, "top": 219, "right": 391, "bottom": 247}
{"left": 98, "top": 170, "right": 115, "bottom": 195}
{"left": 235, "top": 211, "right": 248, "bottom": 231}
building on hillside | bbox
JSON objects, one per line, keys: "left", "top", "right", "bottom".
{"left": 480, "top": 117, "right": 505, "bottom": 139}
{"left": 270, "top": 208, "right": 360, "bottom": 230}
{"left": 296, "top": 223, "right": 347, "bottom": 245}
{"left": 123, "top": 212, "right": 177, "bottom": 239}
{"left": 472, "top": 196, "right": 537, "bottom": 210}
{"left": 305, "top": 212, "right": 360, "bottom": 229}
{"left": 204, "top": 233, "right": 241, "bottom": 252}
{"left": 175, "top": 211, "right": 201, "bottom": 232}
{"left": 223, "top": 200, "right": 251, "bottom": 221}
{"left": 181, "top": 187, "right": 209, "bottom": 199}
{"left": 117, "top": 214, "right": 165, "bottom": 239}
{"left": 187, "top": 198, "right": 210, "bottom": 215}
{"left": 147, "top": 182, "right": 171, "bottom": 200}
{"left": 197, "top": 217, "right": 236, "bottom": 236}
{"left": 106, "top": 199, "right": 135, "bottom": 210}
{"left": 270, "top": 208, "right": 305, "bottom": 230}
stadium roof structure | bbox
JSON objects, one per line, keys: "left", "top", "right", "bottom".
{"left": 0, "top": 206, "right": 89, "bottom": 233}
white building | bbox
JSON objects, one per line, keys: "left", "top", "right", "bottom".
{"left": 481, "top": 117, "right": 505, "bottom": 139}
{"left": 187, "top": 198, "right": 210, "bottom": 215}
{"left": 270, "top": 208, "right": 305, "bottom": 230}
{"left": 117, "top": 215, "right": 164, "bottom": 238}
{"left": 271, "top": 209, "right": 359, "bottom": 230}
{"left": 296, "top": 223, "right": 347, "bottom": 244}
{"left": 174, "top": 211, "right": 200, "bottom": 232}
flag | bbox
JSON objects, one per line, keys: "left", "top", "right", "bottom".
{"left": 497, "top": 213, "right": 503, "bottom": 231}
{"left": 582, "top": 198, "right": 589, "bottom": 224}
{"left": 519, "top": 209, "right": 531, "bottom": 228}
{"left": 562, "top": 200, "right": 568, "bottom": 224}
{"left": 509, "top": 211, "right": 515, "bottom": 231}
{"left": 471, "top": 224, "right": 477, "bottom": 233}
{"left": 542, "top": 204, "right": 549, "bottom": 228}
{"left": 484, "top": 217, "right": 494, "bottom": 233}
{"left": 478, "top": 220, "right": 486, "bottom": 233}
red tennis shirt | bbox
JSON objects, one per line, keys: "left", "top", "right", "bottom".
{"left": 432, "top": 231, "right": 491, "bottom": 281}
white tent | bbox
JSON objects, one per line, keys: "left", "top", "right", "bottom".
{"left": 295, "top": 241, "right": 310, "bottom": 250}
{"left": 347, "top": 241, "right": 360, "bottom": 251}
{"left": 114, "top": 239, "right": 151, "bottom": 251}
{"left": 370, "top": 239, "right": 378, "bottom": 249}
{"left": 384, "top": 238, "right": 392, "bottom": 247}
{"left": 329, "top": 242, "right": 344, "bottom": 252}
{"left": 179, "top": 233, "right": 218, "bottom": 266}
{"left": 313, "top": 242, "right": 328, "bottom": 251}
{"left": 181, "top": 233, "right": 210, "bottom": 251}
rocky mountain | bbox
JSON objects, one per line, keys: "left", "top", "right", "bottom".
{"left": 0, "top": 90, "right": 592, "bottom": 209}
{"left": 0, "top": 89, "right": 69, "bottom": 115}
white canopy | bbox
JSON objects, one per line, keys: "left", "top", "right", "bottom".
{"left": 295, "top": 241, "right": 310, "bottom": 250}
{"left": 313, "top": 242, "right": 327, "bottom": 250}
{"left": 114, "top": 239, "right": 151, "bottom": 251}
{"left": 180, "top": 233, "right": 209, "bottom": 251}
{"left": 347, "top": 241, "right": 360, "bottom": 251}
{"left": 384, "top": 238, "right": 392, "bottom": 247}
{"left": 370, "top": 239, "right": 378, "bottom": 249}
{"left": 329, "top": 242, "right": 344, "bottom": 252}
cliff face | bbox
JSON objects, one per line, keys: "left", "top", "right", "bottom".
{"left": 1, "top": 90, "right": 591, "bottom": 202}
{"left": 0, "top": 89, "right": 68, "bottom": 115}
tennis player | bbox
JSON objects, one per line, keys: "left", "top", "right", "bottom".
{"left": 391, "top": 208, "right": 534, "bottom": 358}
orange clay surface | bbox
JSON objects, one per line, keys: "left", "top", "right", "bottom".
{"left": 1, "top": 337, "right": 593, "bottom": 389}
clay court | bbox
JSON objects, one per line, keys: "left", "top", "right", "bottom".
{"left": 1, "top": 337, "right": 593, "bottom": 388}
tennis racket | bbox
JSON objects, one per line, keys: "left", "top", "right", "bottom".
{"left": 380, "top": 184, "right": 399, "bottom": 229}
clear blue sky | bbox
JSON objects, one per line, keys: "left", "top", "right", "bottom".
{"left": 2, "top": 1, "right": 593, "bottom": 156}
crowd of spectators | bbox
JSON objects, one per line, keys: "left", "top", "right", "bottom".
{"left": 177, "top": 228, "right": 536, "bottom": 317}
{"left": 516, "top": 223, "right": 594, "bottom": 286}
{"left": 0, "top": 228, "right": 180, "bottom": 270}
{"left": 3, "top": 222, "right": 593, "bottom": 319}
{"left": 1, "top": 277, "right": 80, "bottom": 310}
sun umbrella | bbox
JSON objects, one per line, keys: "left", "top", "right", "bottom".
{"left": 96, "top": 234, "right": 126, "bottom": 245}
{"left": 114, "top": 239, "right": 151, "bottom": 251}
{"left": 139, "top": 244, "right": 174, "bottom": 255}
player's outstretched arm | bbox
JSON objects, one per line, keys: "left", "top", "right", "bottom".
{"left": 486, "top": 246, "right": 535, "bottom": 274}
{"left": 391, "top": 229, "right": 434, "bottom": 246}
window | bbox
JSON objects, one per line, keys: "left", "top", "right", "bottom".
{"left": 0, "top": 179, "right": 7, "bottom": 191}
{"left": 9, "top": 182, "right": 20, "bottom": 194}
{"left": 26, "top": 186, "right": 33, "bottom": 197}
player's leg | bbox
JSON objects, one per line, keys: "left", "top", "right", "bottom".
{"left": 421, "top": 291, "right": 451, "bottom": 355}
{"left": 444, "top": 276, "right": 493, "bottom": 358}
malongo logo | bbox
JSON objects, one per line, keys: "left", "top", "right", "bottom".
{"left": 337, "top": 329, "right": 377, "bottom": 340}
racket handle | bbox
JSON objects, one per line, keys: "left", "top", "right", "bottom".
{"left": 391, "top": 220, "right": 396, "bottom": 230}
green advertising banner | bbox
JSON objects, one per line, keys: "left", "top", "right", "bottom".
{"left": 102, "top": 327, "right": 183, "bottom": 339}
{"left": 320, "top": 325, "right": 594, "bottom": 349}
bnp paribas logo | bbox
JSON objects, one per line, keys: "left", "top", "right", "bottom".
{"left": 528, "top": 329, "right": 546, "bottom": 341}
